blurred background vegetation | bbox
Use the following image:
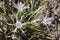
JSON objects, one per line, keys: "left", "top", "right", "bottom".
{"left": 0, "top": 0, "right": 60, "bottom": 40}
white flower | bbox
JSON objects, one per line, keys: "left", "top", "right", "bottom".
{"left": 13, "top": 15, "right": 27, "bottom": 36}
{"left": 42, "top": 11, "right": 54, "bottom": 26}
{"left": 13, "top": 2, "right": 29, "bottom": 12}
{"left": 13, "top": 15, "right": 24, "bottom": 32}
{"left": 42, "top": 17, "right": 53, "bottom": 26}
{"left": 8, "top": 15, "right": 26, "bottom": 35}
{"left": 42, "top": 17, "right": 54, "bottom": 32}
{"left": 42, "top": 13, "right": 55, "bottom": 32}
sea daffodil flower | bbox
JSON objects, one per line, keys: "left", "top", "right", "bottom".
{"left": 13, "top": 2, "right": 29, "bottom": 12}
{"left": 42, "top": 12, "right": 55, "bottom": 32}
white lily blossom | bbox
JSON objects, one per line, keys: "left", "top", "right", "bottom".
{"left": 42, "top": 17, "right": 53, "bottom": 32}
{"left": 42, "top": 12, "right": 55, "bottom": 32}
{"left": 13, "top": 15, "right": 24, "bottom": 32}
{"left": 13, "top": 2, "right": 29, "bottom": 12}
{"left": 42, "top": 17, "right": 53, "bottom": 26}
{"left": 8, "top": 14, "right": 26, "bottom": 35}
